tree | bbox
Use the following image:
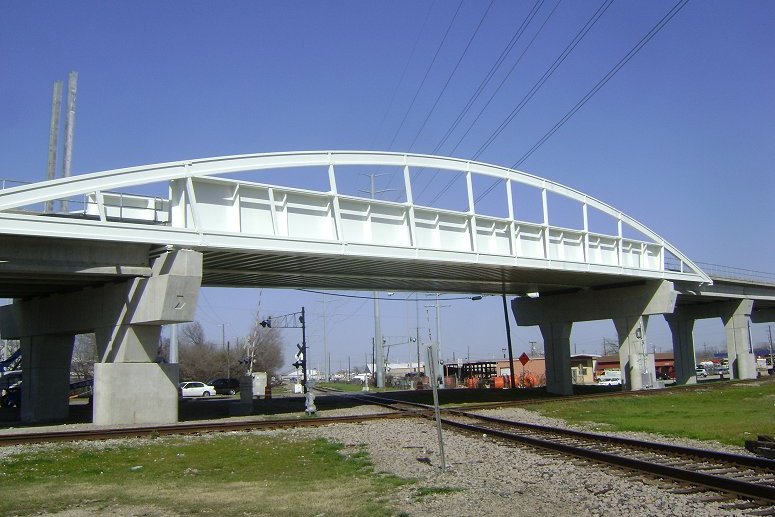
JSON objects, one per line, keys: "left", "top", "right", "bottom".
{"left": 1, "top": 339, "right": 20, "bottom": 364}
{"left": 178, "top": 322, "right": 221, "bottom": 381}
{"left": 602, "top": 338, "right": 619, "bottom": 356}
{"left": 71, "top": 333, "right": 97, "bottom": 380}
{"left": 243, "top": 309, "right": 286, "bottom": 378}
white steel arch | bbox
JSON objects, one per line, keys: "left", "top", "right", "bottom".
{"left": 0, "top": 151, "right": 711, "bottom": 287}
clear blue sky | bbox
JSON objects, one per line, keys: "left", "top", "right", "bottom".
{"left": 1, "top": 1, "right": 773, "bottom": 370}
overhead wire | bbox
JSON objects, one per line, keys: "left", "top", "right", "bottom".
{"left": 473, "top": 0, "right": 691, "bottom": 205}
{"left": 469, "top": 0, "right": 615, "bottom": 162}
{"left": 368, "top": 0, "right": 436, "bottom": 150}
{"left": 431, "top": 0, "right": 545, "bottom": 156}
{"left": 415, "top": 0, "right": 564, "bottom": 206}
{"left": 296, "top": 288, "right": 482, "bottom": 302}
{"left": 411, "top": 0, "right": 548, "bottom": 203}
{"left": 511, "top": 0, "right": 691, "bottom": 168}
{"left": 404, "top": 0, "right": 495, "bottom": 153}
{"left": 385, "top": 0, "right": 464, "bottom": 153}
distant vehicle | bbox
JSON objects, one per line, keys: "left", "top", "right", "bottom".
{"left": 596, "top": 369, "right": 621, "bottom": 386}
{"left": 209, "top": 378, "right": 240, "bottom": 395}
{"left": 0, "top": 382, "right": 20, "bottom": 408}
{"left": 178, "top": 381, "right": 216, "bottom": 397}
{"left": 695, "top": 367, "right": 708, "bottom": 378}
{"left": 0, "top": 370, "right": 21, "bottom": 397}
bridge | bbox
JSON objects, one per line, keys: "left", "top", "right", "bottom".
{"left": 0, "top": 151, "right": 772, "bottom": 425}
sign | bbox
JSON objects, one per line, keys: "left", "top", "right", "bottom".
{"left": 519, "top": 352, "right": 530, "bottom": 366}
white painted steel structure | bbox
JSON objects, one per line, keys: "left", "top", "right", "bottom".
{"left": 0, "top": 151, "right": 710, "bottom": 292}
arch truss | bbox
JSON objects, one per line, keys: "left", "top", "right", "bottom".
{"left": 0, "top": 151, "right": 711, "bottom": 291}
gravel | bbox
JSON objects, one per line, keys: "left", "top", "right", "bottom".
{"left": 0, "top": 404, "right": 756, "bottom": 516}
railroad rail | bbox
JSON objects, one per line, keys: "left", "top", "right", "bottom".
{"left": 348, "top": 392, "right": 775, "bottom": 508}
{"left": 0, "top": 411, "right": 406, "bottom": 446}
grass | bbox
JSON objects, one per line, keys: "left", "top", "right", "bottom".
{"left": 529, "top": 379, "right": 775, "bottom": 446}
{"left": 318, "top": 382, "right": 398, "bottom": 393}
{"left": 0, "top": 434, "right": 410, "bottom": 517}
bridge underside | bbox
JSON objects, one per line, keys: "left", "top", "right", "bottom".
{"left": 199, "top": 248, "right": 654, "bottom": 295}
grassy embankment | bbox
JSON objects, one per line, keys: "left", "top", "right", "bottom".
{"left": 530, "top": 378, "right": 775, "bottom": 446}
{"left": 0, "top": 435, "right": 410, "bottom": 517}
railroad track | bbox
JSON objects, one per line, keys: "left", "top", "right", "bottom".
{"left": 0, "top": 411, "right": 407, "bottom": 446}
{"left": 350, "top": 393, "right": 775, "bottom": 511}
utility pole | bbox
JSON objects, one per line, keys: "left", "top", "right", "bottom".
{"left": 321, "top": 294, "right": 328, "bottom": 381}
{"left": 501, "top": 288, "right": 516, "bottom": 388}
{"left": 219, "top": 323, "right": 229, "bottom": 377}
{"left": 768, "top": 326, "right": 773, "bottom": 370}
{"left": 360, "top": 173, "right": 396, "bottom": 389}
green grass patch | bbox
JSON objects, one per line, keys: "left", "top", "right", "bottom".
{"left": 412, "top": 486, "right": 462, "bottom": 499}
{"left": 318, "top": 382, "right": 398, "bottom": 393}
{"left": 0, "top": 434, "right": 411, "bottom": 516}
{"left": 530, "top": 379, "right": 775, "bottom": 446}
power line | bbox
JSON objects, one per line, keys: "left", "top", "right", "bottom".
{"left": 405, "top": 0, "right": 495, "bottom": 153}
{"left": 368, "top": 0, "right": 436, "bottom": 149}
{"left": 296, "top": 288, "right": 482, "bottom": 302}
{"left": 474, "top": 0, "right": 691, "bottom": 206}
{"left": 431, "top": 0, "right": 546, "bottom": 156}
{"left": 512, "top": 0, "right": 691, "bottom": 168}
{"left": 470, "top": 0, "right": 615, "bottom": 161}
{"left": 415, "top": 0, "right": 564, "bottom": 205}
{"left": 386, "top": 0, "right": 464, "bottom": 153}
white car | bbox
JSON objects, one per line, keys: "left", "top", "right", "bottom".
{"left": 695, "top": 367, "right": 708, "bottom": 378}
{"left": 179, "top": 381, "right": 216, "bottom": 397}
{"left": 597, "top": 376, "right": 622, "bottom": 386}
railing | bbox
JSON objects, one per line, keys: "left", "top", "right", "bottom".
{"left": 0, "top": 179, "right": 31, "bottom": 190}
{"left": 695, "top": 262, "right": 775, "bottom": 286}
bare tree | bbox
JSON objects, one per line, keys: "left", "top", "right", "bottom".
{"left": 243, "top": 310, "right": 286, "bottom": 378}
{"left": 0, "top": 339, "right": 20, "bottom": 368}
{"left": 181, "top": 322, "right": 206, "bottom": 347}
{"left": 602, "top": 338, "right": 619, "bottom": 356}
{"left": 71, "top": 334, "right": 97, "bottom": 380}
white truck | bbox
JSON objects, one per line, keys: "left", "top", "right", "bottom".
{"left": 596, "top": 369, "right": 622, "bottom": 386}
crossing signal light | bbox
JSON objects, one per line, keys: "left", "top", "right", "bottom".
{"left": 260, "top": 317, "right": 272, "bottom": 328}
{"left": 292, "top": 360, "right": 303, "bottom": 369}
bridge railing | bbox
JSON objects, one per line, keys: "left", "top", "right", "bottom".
{"left": 695, "top": 262, "right": 775, "bottom": 286}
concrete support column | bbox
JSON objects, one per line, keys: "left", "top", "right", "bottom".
{"left": 721, "top": 299, "right": 756, "bottom": 380}
{"left": 20, "top": 334, "right": 74, "bottom": 423}
{"left": 614, "top": 316, "right": 656, "bottom": 390}
{"left": 513, "top": 281, "right": 676, "bottom": 394}
{"left": 539, "top": 322, "right": 573, "bottom": 395}
{"left": 0, "top": 248, "right": 202, "bottom": 426}
{"left": 664, "top": 309, "right": 697, "bottom": 385}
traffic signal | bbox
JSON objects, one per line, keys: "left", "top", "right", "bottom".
{"left": 260, "top": 317, "right": 272, "bottom": 328}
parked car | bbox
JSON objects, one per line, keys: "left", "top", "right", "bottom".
{"left": 178, "top": 381, "right": 216, "bottom": 397}
{"left": 209, "top": 378, "right": 240, "bottom": 395}
{"left": 597, "top": 377, "right": 622, "bottom": 386}
{"left": 695, "top": 367, "right": 708, "bottom": 378}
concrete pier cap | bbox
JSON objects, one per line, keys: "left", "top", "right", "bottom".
{"left": 511, "top": 280, "right": 677, "bottom": 394}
